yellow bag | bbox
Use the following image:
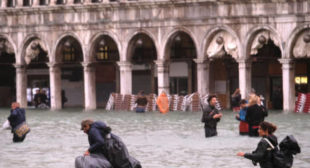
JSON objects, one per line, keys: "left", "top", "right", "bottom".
{"left": 14, "top": 122, "right": 30, "bottom": 138}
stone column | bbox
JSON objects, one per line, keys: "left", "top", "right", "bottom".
{"left": 237, "top": 59, "right": 252, "bottom": 99}
{"left": 279, "top": 59, "right": 295, "bottom": 112}
{"left": 155, "top": 60, "right": 169, "bottom": 94}
{"left": 14, "top": 64, "right": 27, "bottom": 108}
{"left": 194, "top": 59, "right": 210, "bottom": 95}
{"left": 82, "top": 62, "right": 96, "bottom": 110}
{"left": 48, "top": 63, "right": 62, "bottom": 110}
{"left": 117, "top": 61, "right": 132, "bottom": 94}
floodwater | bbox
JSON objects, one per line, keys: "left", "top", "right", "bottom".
{"left": 0, "top": 109, "right": 310, "bottom": 168}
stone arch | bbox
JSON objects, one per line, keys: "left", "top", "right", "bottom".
{"left": 0, "top": 34, "right": 17, "bottom": 62}
{"left": 89, "top": 31, "right": 121, "bottom": 63}
{"left": 20, "top": 33, "right": 49, "bottom": 65}
{"left": 245, "top": 25, "right": 283, "bottom": 59}
{"left": 286, "top": 24, "right": 310, "bottom": 59}
{"left": 125, "top": 29, "right": 158, "bottom": 62}
{"left": 53, "top": 32, "right": 84, "bottom": 63}
{"left": 202, "top": 25, "right": 241, "bottom": 60}
{"left": 162, "top": 27, "right": 198, "bottom": 61}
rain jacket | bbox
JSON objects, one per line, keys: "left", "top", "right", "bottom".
{"left": 244, "top": 135, "right": 278, "bottom": 168}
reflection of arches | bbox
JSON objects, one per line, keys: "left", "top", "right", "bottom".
{"left": 245, "top": 26, "right": 283, "bottom": 59}
{"left": 203, "top": 26, "right": 241, "bottom": 60}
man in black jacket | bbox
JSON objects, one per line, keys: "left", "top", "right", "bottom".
{"left": 81, "top": 119, "right": 109, "bottom": 155}
{"left": 201, "top": 95, "right": 223, "bottom": 138}
{"left": 8, "top": 102, "right": 27, "bottom": 142}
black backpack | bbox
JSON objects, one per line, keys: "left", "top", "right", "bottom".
{"left": 264, "top": 135, "right": 301, "bottom": 168}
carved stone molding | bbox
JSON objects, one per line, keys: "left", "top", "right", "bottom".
{"left": 278, "top": 58, "right": 294, "bottom": 70}
{"left": 25, "top": 39, "right": 48, "bottom": 65}
{"left": 47, "top": 62, "right": 61, "bottom": 73}
{"left": 154, "top": 60, "right": 169, "bottom": 73}
{"left": 250, "top": 30, "right": 280, "bottom": 55}
{"left": 293, "top": 30, "right": 310, "bottom": 58}
{"left": 82, "top": 62, "right": 96, "bottom": 72}
{"left": 14, "top": 64, "right": 26, "bottom": 73}
{"left": 206, "top": 31, "right": 238, "bottom": 59}
{"left": 117, "top": 61, "right": 132, "bottom": 72}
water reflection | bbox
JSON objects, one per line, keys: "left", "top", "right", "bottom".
{"left": 0, "top": 109, "right": 310, "bottom": 168}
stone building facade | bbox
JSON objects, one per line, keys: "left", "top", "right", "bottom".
{"left": 0, "top": 0, "right": 309, "bottom": 111}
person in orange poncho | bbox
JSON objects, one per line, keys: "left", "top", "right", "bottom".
{"left": 156, "top": 91, "right": 169, "bottom": 114}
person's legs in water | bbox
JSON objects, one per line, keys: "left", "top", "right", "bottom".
{"left": 13, "top": 133, "right": 26, "bottom": 143}
{"left": 135, "top": 107, "right": 145, "bottom": 113}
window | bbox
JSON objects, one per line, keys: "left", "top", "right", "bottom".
{"left": 91, "top": 0, "right": 100, "bottom": 3}
{"left": 96, "top": 46, "right": 108, "bottom": 60}
{"left": 74, "top": 0, "right": 81, "bottom": 3}
{"left": 56, "top": 0, "right": 64, "bottom": 5}
{"left": 39, "top": 0, "right": 46, "bottom": 5}
{"left": 63, "top": 41, "right": 76, "bottom": 62}
{"left": 23, "top": 0, "right": 31, "bottom": 6}
{"left": 7, "top": 0, "right": 14, "bottom": 7}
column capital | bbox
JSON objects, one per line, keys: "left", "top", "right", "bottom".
{"left": 193, "top": 58, "right": 209, "bottom": 64}
{"left": 235, "top": 58, "right": 252, "bottom": 64}
{"left": 154, "top": 60, "right": 169, "bottom": 73}
{"left": 47, "top": 62, "right": 61, "bottom": 73}
{"left": 14, "top": 64, "right": 26, "bottom": 73}
{"left": 47, "top": 62, "right": 61, "bottom": 68}
{"left": 278, "top": 58, "right": 294, "bottom": 64}
{"left": 154, "top": 59, "right": 169, "bottom": 66}
{"left": 13, "top": 64, "right": 26, "bottom": 69}
{"left": 82, "top": 62, "right": 96, "bottom": 72}
{"left": 81, "top": 61, "right": 95, "bottom": 67}
{"left": 117, "top": 61, "right": 132, "bottom": 67}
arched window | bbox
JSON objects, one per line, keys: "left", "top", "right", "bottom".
{"left": 56, "top": 0, "right": 64, "bottom": 5}
{"left": 39, "top": 0, "right": 47, "bottom": 5}
{"left": 74, "top": 0, "right": 81, "bottom": 4}
{"left": 7, "top": 0, "right": 14, "bottom": 7}
{"left": 23, "top": 0, "right": 31, "bottom": 6}
{"left": 63, "top": 40, "right": 76, "bottom": 62}
{"left": 96, "top": 39, "right": 108, "bottom": 61}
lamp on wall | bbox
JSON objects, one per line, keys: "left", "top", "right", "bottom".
{"left": 136, "top": 38, "right": 143, "bottom": 46}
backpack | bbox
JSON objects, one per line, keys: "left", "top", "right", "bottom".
{"left": 264, "top": 135, "right": 301, "bottom": 168}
